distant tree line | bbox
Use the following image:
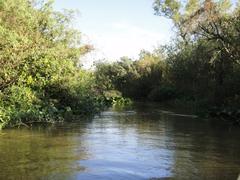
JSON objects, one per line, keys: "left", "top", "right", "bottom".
{"left": 1, "top": 0, "right": 240, "bottom": 128}
{"left": 95, "top": 0, "right": 240, "bottom": 122}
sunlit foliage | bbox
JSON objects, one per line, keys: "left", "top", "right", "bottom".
{"left": 0, "top": 0, "right": 103, "bottom": 129}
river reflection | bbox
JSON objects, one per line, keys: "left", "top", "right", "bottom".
{"left": 0, "top": 103, "right": 240, "bottom": 179}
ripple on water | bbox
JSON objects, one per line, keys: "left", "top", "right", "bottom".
{"left": 0, "top": 104, "right": 240, "bottom": 180}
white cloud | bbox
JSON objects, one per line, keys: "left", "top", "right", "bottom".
{"left": 81, "top": 22, "right": 172, "bottom": 69}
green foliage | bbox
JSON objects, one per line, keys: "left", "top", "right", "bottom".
{"left": 95, "top": 50, "right": 166, "bottom": 100}
{"left": 0, "top": 0, "right": 105, "bottom": 129}
{"left": 94, "top": 0, "right": 240, "bottom": 123}
{"left": 148, "top": 86, "right": 177, "bottom": 102}
{"left": 1, "top": 0, "right": 240, "bottom": 128}
{"left": 153, "top": 0, "right": 181, "bottom": 22}
{"left": 102, "top": 90, "right": 132, "bottom": 107}
{"left": 151, "top": 0, "right": 240, "bottom": 122}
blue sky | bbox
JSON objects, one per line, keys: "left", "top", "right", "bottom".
{"left": 53, "top": 0, "right": 239, "bottom": 68}
{"left": 53, "top": 0, "right": 173, "bottom": 67}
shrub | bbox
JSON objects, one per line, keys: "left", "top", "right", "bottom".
{"left": 148, "top": 86, "right": 177, "bottom": 102}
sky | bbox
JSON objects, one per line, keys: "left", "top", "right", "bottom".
{"left": 53, "top": 0, "right": 174, "bottom": 68}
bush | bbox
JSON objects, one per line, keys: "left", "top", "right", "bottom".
{"left": 0, "top": 0, "right": 106, "bottom": 129}
{"left": 148, "top": 86, "right": 177, "bottom": 102}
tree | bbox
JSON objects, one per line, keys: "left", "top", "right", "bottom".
{"left": 153, "top": 0, "right": 240, "bottom": 105}
{"left": 0, "top": 0, "right": 103, "bottom": 128}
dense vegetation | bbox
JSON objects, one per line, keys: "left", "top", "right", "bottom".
{"left": 0, "top": 0, "right": 111, "bottom": 129}
{"left": 95, "top": 0, "right": 240, "bottom": 123}
{"left": 95, "top": 52, "right": 167, "bottom": 101}
{"left": 1, "top": 0, "right": 240, "bottom": 128}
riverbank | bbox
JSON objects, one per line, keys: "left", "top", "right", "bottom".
{"left": 1, "top": 104, "right": 240, "bottom": 179}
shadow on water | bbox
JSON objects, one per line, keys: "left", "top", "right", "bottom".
{"left": 0, "top": 103, "right": 240, "bottom": 179}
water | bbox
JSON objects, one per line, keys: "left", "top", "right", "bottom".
{"left": 0, "top": 103, "right": 240, "bottom": 180}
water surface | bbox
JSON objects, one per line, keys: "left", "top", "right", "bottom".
{"left": 0, "top": 103, "right": 240, "bottom": 179}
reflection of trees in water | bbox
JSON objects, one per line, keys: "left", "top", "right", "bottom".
{"left": 105, "top": 104, "right": 240, "bottom": 179}
{"left": 165, "top": 115, "right": 240, "bottom": 179}
{"left": 0, "top": 122, "right": 91, "bottom": 179}
{"left": 1, "top": 107, "right": 240, "bottom": 179}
